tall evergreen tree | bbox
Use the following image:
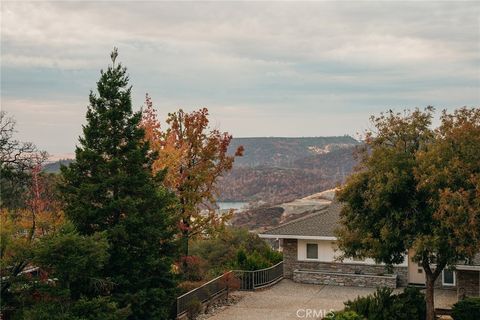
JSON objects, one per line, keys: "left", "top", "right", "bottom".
{"left": 60, "top": 48, "right": 178, "bottom": 319}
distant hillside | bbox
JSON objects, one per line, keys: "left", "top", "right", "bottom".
{"left": 217, "top": 146, "right": 358, "bottom": 203}
{"left": 228, "top": 136, "right": 359, "bottom": 167}
{"left": 43, "top": 159, "right": 74, "bottom": 173}
{"left": 44, "top": 136, "right": 360, "bottom": 204}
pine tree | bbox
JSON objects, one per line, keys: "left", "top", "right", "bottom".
{"left": 61, "top": 48, "right": 178, "bottom": 319}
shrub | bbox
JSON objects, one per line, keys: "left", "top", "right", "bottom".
{"left": 20, "top": 297, "right": 130, "bottom": 320}
{"left": 345, "top": 287, "right": 425, "bottom": 320}
{"left": 235, "top": 248, "right": 270, "bottom": 270}
{"left": 190, "top": 227, "right": 282, "bottom": 277}
{"left": 391, "top": 287, "right": 426, "bottom": 320}
{"left": 178, "top": 281, "right": 206, "bottom": 295}
{"left": 69, "top": 296, "right": 130, "bottom": 320}
{"left": 179, "top": 255, "right": 208, "bottom": 281}
{"left": 452, "top": 297, "right": 480, "bottom": 320}
{"left": 345, "top": 287, "right": 395, "bottom": 320}
{"left": 186, "top": 298, "right": 203, "bottom": 320}
{"left": 325, "top": 310, "right": 366, "bottom": 320}
{"left": 219, "top": 272, "right": 241, "bottom": 300}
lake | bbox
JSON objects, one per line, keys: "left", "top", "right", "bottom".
{"left": 217, "top": 201, "right": 248, "bottom": 211}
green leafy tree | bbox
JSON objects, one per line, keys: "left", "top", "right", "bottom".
{"left": 34, "top": 223, "right": 110, "bottom": 299}
{"left": 337, "top": 107, "right": 480, "bottom": 320}
{"left": 60, "top": 48, "right": 178, "bottom": 319}
{"left": 6, "top": 223, "right": 128, "bottom": 320}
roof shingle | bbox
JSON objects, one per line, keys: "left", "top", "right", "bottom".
{"left": 260, "top": 201, "right": 342, "bottom": 238}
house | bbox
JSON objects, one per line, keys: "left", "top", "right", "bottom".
{"left": 259, "top": 201, "right": 480, "bottom": 298}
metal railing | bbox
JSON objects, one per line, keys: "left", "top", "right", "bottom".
{"left": 176, "top": 271, "right": 233, "bottom": 316}
{"left": 176, "top": 261, "right": 283, "bottom": 317}
{"left": 234, "top": 261, "right": 284, "bottom": 290}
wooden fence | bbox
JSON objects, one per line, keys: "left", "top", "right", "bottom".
{"left": 176, "top": 261, "right": 283, "bottom": 317}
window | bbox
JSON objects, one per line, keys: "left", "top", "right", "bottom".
{"left": 306, "top": 243, "right": 318, "bottom": 259}
{"left": 442, "top": 269, "right": 455, "bottom": 286}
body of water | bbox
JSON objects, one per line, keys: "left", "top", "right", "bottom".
{"left": 217, "top": 201, "right": 248, "bottom": 211}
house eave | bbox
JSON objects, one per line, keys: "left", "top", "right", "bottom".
{"left": 430, "top": 263, "right": 480, "bottom": 271}
{"left": 259, "top": 234, "right": 338, "bottom": 241}
{"left": 454, "top": 265, "right": 480, "bottom": 271}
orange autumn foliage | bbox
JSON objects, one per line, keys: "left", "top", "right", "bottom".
{"left": 140, "top": 95, "right": 243, "bottom": 254}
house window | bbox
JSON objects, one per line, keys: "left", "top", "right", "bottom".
{"left": 442, "top": 269, "right": 455, "bottom": 286}
{"left": 306, "top": 243, "right": 318, "bottom": 259}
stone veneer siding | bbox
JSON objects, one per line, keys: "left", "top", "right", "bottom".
{"left": 283, "top": 239, "right": 409, "bottom": 287}
{"left": 293, "top": 269, "right": 398, "bottom": 288}
{"left": 457, "top": 270, "right": 480, "bottom": 298}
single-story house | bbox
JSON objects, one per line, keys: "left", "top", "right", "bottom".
{"left": 259, "top": 201, "right": 480, "bottom": 298}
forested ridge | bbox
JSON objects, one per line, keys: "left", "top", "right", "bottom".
{"left": 44, "top": 137, "right": 359, "bottom": 204}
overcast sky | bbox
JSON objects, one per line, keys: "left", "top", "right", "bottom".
{"left": 1, "top": 1, "right": 479, "bottom": 155}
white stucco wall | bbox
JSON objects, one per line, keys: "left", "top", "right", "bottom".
{"left": 297, "top": 239, "right": 408, "bottom": 267}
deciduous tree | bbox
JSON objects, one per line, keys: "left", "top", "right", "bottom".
{"left": 0, "top": 113, "right": 57, "bottom": 312}
{"left": 336, "top": 107, "right": 480, "bottom": 320}
{"left": 0, "top": 111, "right": 47, "bottom": 210}
{"left": 141, "top": 98, "right": 243, "bottom": 258}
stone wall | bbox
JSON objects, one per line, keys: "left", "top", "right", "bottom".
{"left": 457, "top": 270, "right": 480, "bottom": 298}
{"left": 282, "top": 238, "right": 408, "bottom": 286}
{"left": 293, "top": 269, "right": 398, "bottom": 288}
{"left": 283, "top": 239, "right": 298, "bottom": 279}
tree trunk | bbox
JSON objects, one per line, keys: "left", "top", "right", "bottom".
{"left": 422, "top": 256, "right": 446, "bottom": 320}
{"left": 425, "top": 274, "right": 435, "bottom": 320}
{"left": 183, "top": 229, "right": 189, "bottom": 257}
{"left": 181, "top": 231, "right": 189, "bottom": 272}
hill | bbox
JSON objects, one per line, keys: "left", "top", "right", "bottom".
{"left": 43, "top": 159, "right": 74, "bottom": 173}
{"left": 44, "top": 136, "right": 360, "bottom": 204}
{"left": 217, "top": 145, "right": 358, "bottom": 203}
{"left": 227, "top": 136, "right": 359, "bottom": 167}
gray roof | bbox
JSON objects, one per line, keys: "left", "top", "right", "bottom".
{"left": 260, "top": 201, "right": 342, "bottom": 238}
{"left": 464, "top": 253, "right": 480, "bottom": 266}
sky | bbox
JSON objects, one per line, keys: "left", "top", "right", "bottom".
{"left": 1, "top": 1, "right": 479, "bottom": 156}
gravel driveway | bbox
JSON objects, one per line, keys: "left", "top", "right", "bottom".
{"left": 207, "top": 279, "right": 457, "bottom": 320}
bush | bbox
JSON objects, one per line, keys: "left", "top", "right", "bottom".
{"left": 178, "top": 280, "right": 206, "bottom": 295}
{"left": 345, "top": 287, "right": 394, "bottom": 320}
{"left": 69, "top": 297, "right": 130, "bottom": 320}
{"left": 452, "top": 297, "right": 480, "bottom": 320}
{"left": 345, "top": 287, "right": 425, "bottom": 320}
{"left": 179, "top": 255, "right": 208, "bottom": 281}
{"left": 325, "top": 311, "right": 366, "bottom": 320}
{"left": 190, "top": 227, "right": 282, "bottom": 277}
{"left": 391, "top": 287, "right": 426, "bottom": 320}
{"left": 236, "top": 248, "right": 270, "bottom": 270}
{"left": 186, "top": 298, "right": 203, "bottom": 320}
{"left": 20, "top": 297, "right": 130, "bottom": 320}
{"left": 219, "top": 272, "right": 241, "bottom": 300}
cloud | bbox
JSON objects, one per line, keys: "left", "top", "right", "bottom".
{"left": 1, "top": 1, "right": 479, "bottom": 154}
